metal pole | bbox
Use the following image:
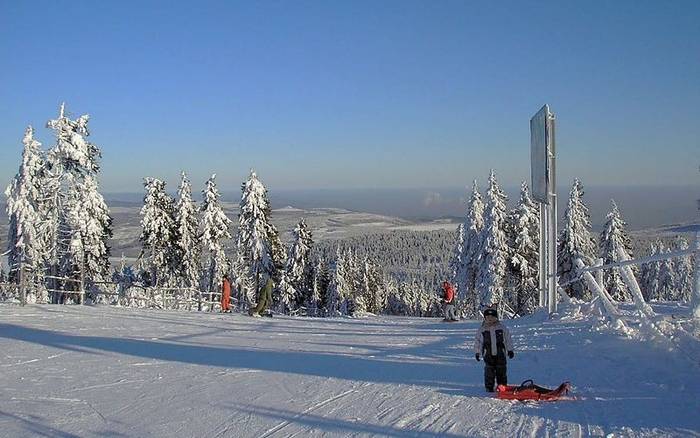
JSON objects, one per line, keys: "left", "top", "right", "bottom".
{"left": 547, "top": 111, "right": 558, "bottom": 313}
{"left": 548, "top": 195, "right": 557, "bottom": 313}
{"left": 692, "top": 231, "right": 700, "bottom": 320}
{"left": 539, "top": 202, "right": 547, "bottom": 307}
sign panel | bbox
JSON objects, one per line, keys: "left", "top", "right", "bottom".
{"left": 530, "top": 105, "right": 550, "bottom": 204}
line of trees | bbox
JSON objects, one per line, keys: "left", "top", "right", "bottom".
{"left": 449, "top": 171, "right": 696, "bottom": 318}
{"left": 4, "top": 105, "right": 694, "bottom": 317}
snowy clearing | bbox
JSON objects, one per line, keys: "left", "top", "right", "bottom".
{"left": 1, "top": 304, "right": 699, "bottom": 437}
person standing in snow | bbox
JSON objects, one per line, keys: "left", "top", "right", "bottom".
{"left": 474, "top": 307, "right": 515, "bottom": 392}
{"left": 442, "top": 280, "right": 458, "bottom": 321}
{"left": 220, "top": 274, "right": 232, "bottom": 313}
{"left": 249, "top": 276, "right": 274, "bottom": 317}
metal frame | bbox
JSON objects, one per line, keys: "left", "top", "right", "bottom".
{"left": 531, "top": 105, "right": 558, "bottom": 314}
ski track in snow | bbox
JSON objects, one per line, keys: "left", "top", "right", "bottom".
{"left": 258, "top": 388, "right": 359, "bottom": 438}
{"left": 0, "top": 304, "right": 699, "bottom": 437}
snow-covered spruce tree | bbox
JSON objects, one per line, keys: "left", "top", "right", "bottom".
{"left": 599, "top": 200, "right": 634, "bottom": 302}
{"left": 276, "top": 271, "right": 297, "bottom": 314}
{"left": 46, "top": 103, "right": 100, "bottom": 176}
{"left": 404, "top": 281, "right": 421, "bottom": 316}
{"left": 65, "top": 174, "right": 113, "bottom": 302}
{"left": 139, "top": 177, "right": 177, "bottom": 289}
{"left": 326, "top": 249, "right": 350, "bottom": 316}
{"left": 449, "top": 223, "right": 465, "bottom": 287}
{"left": 286, "top": 218, "right": 314, "bottom": 309}
{"left": 310, "top": 257, "right": 330, "bottom": 316}
{"left": 174, "top": 172, "right": 201, "bottom": 308}
{"left": 200, "top": 174, "right": 232, "bottom": 310}
{"left": 5, "top": 127, "right": 45, "bottom": 300}
{"left": 505, "top": 182, "right": 540, "bottom": 315}
{"left": 386, "top": 280, "right": 410, "bottom": 315}
{"left": 342, "top": 250, "right": 365, "bottom": 315}
{"left": 640, "top": 242, "right": 661, "bottom": 301}
{"left": 557, "top": 179, "right": 597, "bottom": 300}
{"left": 231, "top": 248, "right": 252, "bottom": 309}
{"left": 364, "top": 258, "right": 386, "bottom": 313}
{"left": 235, "top": 170, "right": 284, "bottom": 306}
{"left": 656, "top": 242, "right": 677, "bottom": 301}
{"left": 384, "top": 276, "right": 403, "bottom": 315}
{"left": 672, "top": 236, "right": 693, "bottom": 302}
{"left": 459, "top": 180, "right": 485, "bottom": 317}
{"left": 45, "top": 104, "right": 112, "bottom": 302}
{"left": 476, "top": 170, "right": 509, "bottom": 308}
{"left": 37, "top": 151, "right": 61, "bottom": 299}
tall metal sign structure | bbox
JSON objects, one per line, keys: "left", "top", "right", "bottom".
{"left": 530, "top": 105, "right": 558, "bottom": 313}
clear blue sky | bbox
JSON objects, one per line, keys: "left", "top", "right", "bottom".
{"left": 1, "top": 0, "right": 698, "bottom": 193}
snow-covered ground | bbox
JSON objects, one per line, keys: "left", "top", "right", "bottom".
{"left": 1, "top": 304, "right": 698, "bottom": 437}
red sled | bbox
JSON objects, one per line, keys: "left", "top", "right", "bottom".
{"left": 497, "top": 380, "right": 572, "bottom": 401}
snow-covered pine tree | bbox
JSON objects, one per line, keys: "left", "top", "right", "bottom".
{"left": 599, "top": 200, "right": 634, "bottom": 302}
{"left": 557, "top": 179, "right": 597, "bottom": 300}
{"left": 343, "top": 250, "right": 365, "bottom": 315}
{"left": 364, "top": 259, "right": 385, "bottom": 313}
{"left": 286, "top": 218, "right": 314, "bottom": 309}
{"left": 505, "top": 182, "right": 540, "bottom": 315}
{"left": 37, "top": 151, "right": 61, "bottom": 300}
{"left": 641, "top": 242, "right": 661, "bottom": 300}
{"left": 139, "top": 177, "right": 177, "bottom": 288}
{"left": 459, "top": 180, "right": 485, "bottom": 317}
{"left": 415, "top": 286, "right": 434, "bottom": 317}
{"left": 276, "top": 271, "right": 297, "bottom": 314}
{"left": 311, "top": 258, "right": 330, "bottom": 316}
{"left": 65, "top": 174, "right": 113, "bottom": 302}
{"left": 656, "top": 242, "right": 676, "bottom": 301}
{"left": 404, "top": 281, "right": 420, "bottom": 316}
{"left": 672, "top": 236, "right": 693, "bottom": 302}
{"left": 200, "top": 174, "right": 232, "bottom": 310}
{"left": 384, "top": 276, "right": 403, "bottom": 315}
{"left": 449, "top": 223, "right": 465, "bottom": 286}
{"left": 386, "top": 280, "right": 409, "bottom": 315}
{"left": 476, "top": 170, "right": 509, "bottom": 308}
{"left": 326, "top": 248, "right": 350, "bottom": 316}
{"left": 235, "top": 170, "right": 284, "bottom": 305}
{"left": 45, "top": 104, "right": 112, "bottom": 303}
{"left": 5, "top": 127, "right": 45, "bottom": 299}
{"left": 174, "top": 172, "right": 201, "bottom": 308}
{"left": 231, "top": 249, "right": 252, "bottom": 309}
{"left": 46, "top": 103, "right": 100, "bottom": 176}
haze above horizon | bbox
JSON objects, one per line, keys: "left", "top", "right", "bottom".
{"left": 1, "top": 1, "right": 699, "bottom": 193}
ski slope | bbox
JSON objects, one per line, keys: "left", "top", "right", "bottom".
{"left": 1, "top": 304, "right": 698, "bottom": 437}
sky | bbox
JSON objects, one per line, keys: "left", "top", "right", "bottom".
{"left": 1, "top": 0, "right": 699, "bottom": 194}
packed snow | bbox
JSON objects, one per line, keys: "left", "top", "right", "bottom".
{"left": 1, "top": 303, "right": 698, "bottom": 437}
